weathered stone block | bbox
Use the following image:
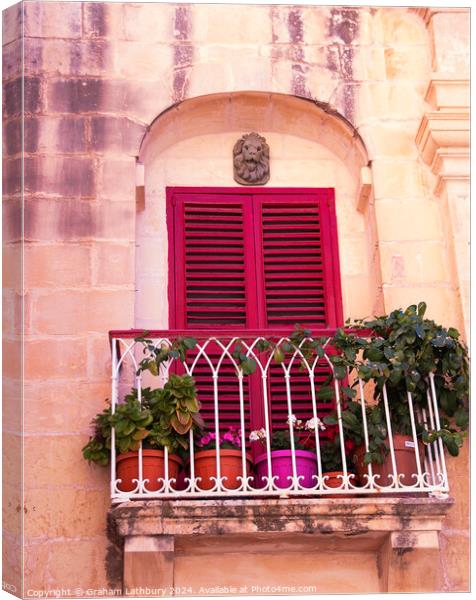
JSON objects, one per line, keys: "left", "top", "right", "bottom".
{"left": 31, "top": 289, "right": 134, "bottom": 335}
{"left": 24, "top": 199, "right": 136, "bottom": 242}
{"left": 24, "top": 1, "right": 82, "bottom": 39}
{"left": 378, "top": 8, "right": 427, "bottom": 45}
{"left": 25, "top": 337, "right": 88, "bottom": 380}
{"left": 383, "top": 286, "right": 460, "bottom": 329}
{"left": 23, "top": 435, "right": 109, "bottom": 488}
{"left": 25, "top": 38, "right": 114, "bottom": 77}
{"left": 114, "top": 41, "right": 172, "bottom": 79}
{"left": 87, "top": 335, "right": 113, "bottom": 381}
{"left": 3, "top": 76, "right": 42, "bottom": 117}
{"left": 47, "top": 78, "right": 125, "bottom": 114}
{"left": 92, "top": 242, "right": 135, "bottom": 285}
{"left": 3, "top": 39, "right": 22, "bottom": 79}
{"left": 2, "top": 2, "right": 22, "bottom": 46}
{"left": 375, "top": 198, "right": 442, "bottom": 242}
{"left": 3, "top": 119, "right": 22, "bottom": 155}
{"left": 2, "top": 158, "right": 21, "bottom": 194}
{"left": 24, "top": 380, "right": 110, "bottom": 434}
{"left": 90, "top": 116, "right": 145, "bottom": 155}
{"left": 430, "top": 11, "right": 470, "bottom": 74}
{"left": 384, "top": 45, "right": 430, "bottom": 80}
{"left": 372, "top": 160, "right": 426, "bottom": 199}
{"left": 83, "top": 1, "right": 125, "bottom": 39}
{"left": 24, "top": 488, "right": 109, "bottom": 538}
{"left": 33, "top": 116, "right": 87, "bottom": 153}
{"left": 122, "top": 80, "right": 170, "bottom": 122}
{"left": 193, "top": 5, "right": 273, "bottom": 44}
{"left": 25, "top": 244, "right": 91, "bottom": 287}
{"left": 47, "top": 538, "right": 109, "bottom": 590}
{"left": 379, "top": 241, "right": 449, "bottom": 285}
{"left": 24, "top": 156, "right": 95, "bottom": 198}
{"left": 23, "top": 543, "right": 50, "bottom": 592}
{"left": 98, "top": 158, "right": 136, "bottom": 201}
{"left": 2, "top": 199, "right": 22, "bottom": 242}
{"left": 123, "top": 3, "right": 174, "bottom": 42}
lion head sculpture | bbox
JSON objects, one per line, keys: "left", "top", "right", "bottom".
{"left": 233, "top": 132, "right": 270, "bottom": 185}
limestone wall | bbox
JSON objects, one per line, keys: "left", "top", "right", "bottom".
{"left": 2, "top": 2, "right": 469, "bottom": 594}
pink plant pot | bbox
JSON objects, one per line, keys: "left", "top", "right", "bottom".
{"left": 254, "top": 449, "right": 318, "bottom": 489}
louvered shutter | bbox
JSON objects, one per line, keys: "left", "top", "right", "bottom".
{"left": 172, "top": 194, "right": 258, "bottom": 328}
{"left": 252, "top": 193, "right": 340, "bottom": 432}
{"left": 170, "top": 193, "right": 257, "bottom": 434}
{"left": 168, "top": 188, "right": 342, "bottom": 444}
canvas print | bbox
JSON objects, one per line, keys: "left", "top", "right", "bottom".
{"left": 2, "top": 1, "right": 470, "bottom": 597}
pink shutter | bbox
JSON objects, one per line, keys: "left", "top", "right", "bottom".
{"left": 168, "top": 191, "right": 257, "bottom": 433}
{"left": 253, "top": 191, "right": 342, "bottom": 328}
{"left": 167, "top": 188, "right": 343, "bottom": 441}
{"left": 251, "top": 191, "right": 341, "bottom": 432}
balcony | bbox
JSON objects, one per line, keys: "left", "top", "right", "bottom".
{"left": 107, "top": 329, "right": 449, "bottom": 501}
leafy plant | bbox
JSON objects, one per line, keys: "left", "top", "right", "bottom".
{"left": 135, "top": 334, "right": 198, "bottom": 376}
{"left": 324, "top": 402, "right": 390, "bottom": 465}
{"left": 124, "top": 376, "right": 204, "bottom": 454}
{"left": 82, "top": 406, "right": 111, "bottom": 466}
{"left": 82, "top": 396, "right": 153, "bottom": 465}
{"left": 323, "top": 303, "right": 469, "bottom": 458}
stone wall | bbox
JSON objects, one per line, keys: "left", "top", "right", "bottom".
{"left": 2, "top": 2, "right": 469, "bottom": 594}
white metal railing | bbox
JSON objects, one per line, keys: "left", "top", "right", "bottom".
{"left": 109, "top": 330, "right": 449, "bottom": 501}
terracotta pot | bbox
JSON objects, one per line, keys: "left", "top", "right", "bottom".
{"left": 116, "top": 449, "right": 183, "bottom": 492}
{"left": 353, "top": 434, "right": 425, "bottom": 488}
{"left": 193, "top": 449, "right": 252, "bottom": 490}
{"left": 323, "top": 470, "right": 346, "bottom": 498}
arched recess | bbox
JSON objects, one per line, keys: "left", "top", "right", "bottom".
{"left": 135, "top": 92, "right": 382, "bottom": 329}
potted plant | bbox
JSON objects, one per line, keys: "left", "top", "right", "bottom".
{"left": 251, "top": 415, "right": 325, "bottom": 489}
{"left": 82, "top": 374, "right": 203, "bottom": 492}
{"left": 319, "top": 424, "right": 356, "bottom": 495}
{"left": 192, "top": 426, "right": 252, "bottom": 490}
{"left": 325, "top": 303, "right": 469, "bottom": 487}
{"left": 324, "top": 401, "right": 426, "bottom": 488}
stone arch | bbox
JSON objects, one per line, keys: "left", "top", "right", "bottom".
{"left": 135, "top": 91, "right": 383, "bottom": 329}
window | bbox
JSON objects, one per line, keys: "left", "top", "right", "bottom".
{"left": 167, "top": 187, "right": 343, "bottom": 446}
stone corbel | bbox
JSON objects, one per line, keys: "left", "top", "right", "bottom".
{"left": 136, "top": 162, "right": 145, "bottom": 211}
{"left": 356, "top": 166, "right": 372, "bottom": 213}
{"left": 124, "top": 535, "right": 174, "bottom": 593}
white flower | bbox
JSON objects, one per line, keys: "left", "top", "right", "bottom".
{"left": 286, "top": 414, "right": 297, "bottom": 426}
{"left": 249, "top": 428, "right": 267, "bottom": 441}
{"left": 305, "top": 417, "right": 326, "bottom": 432}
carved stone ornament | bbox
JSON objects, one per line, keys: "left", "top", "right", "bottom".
{"left": 233, "top": 132, "right": 270, "bottom": 185}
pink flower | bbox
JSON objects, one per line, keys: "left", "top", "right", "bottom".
{"left": 199, "top": 434, "right": 211, "bottom": 446}
{"left": 223, "top": 432, "right": 235, "bottom": 443}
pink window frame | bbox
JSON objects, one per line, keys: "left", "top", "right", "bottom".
{"left": 166, "top": 186, "right": 344, "bottom": 330}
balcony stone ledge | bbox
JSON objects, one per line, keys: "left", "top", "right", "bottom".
{"left": 111, "top": 495, "right": 453, "bottom": 538}
{"left": 110, "top": 496, "right": 454, "bottom": 593}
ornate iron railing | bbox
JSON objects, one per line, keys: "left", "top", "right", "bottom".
{"left": 108, "top": 330, "right": 449, "bottom": 501}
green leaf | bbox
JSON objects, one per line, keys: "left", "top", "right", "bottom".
{"left": 417, "top": 302, "right": 427, "bottom": 317}
{"left": 334, "top": 365, "right": 346, "bottom": 380}
{"left": 132, "top": 428, "right": 149, "bottom": 441}
{"left": 182, "top": 337, "right": 197, "bottom": 349}
{"left": 317, "top": 386, "right": 335, "bottom": 401}
{"left": 147, "top": 361, "right": 158, "bottom": 376}
{"left": 341, "top": 386, "right": 357, "bottom": 399}
{"left": 454, "top": 407, "right": 469, "bottom": 429}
